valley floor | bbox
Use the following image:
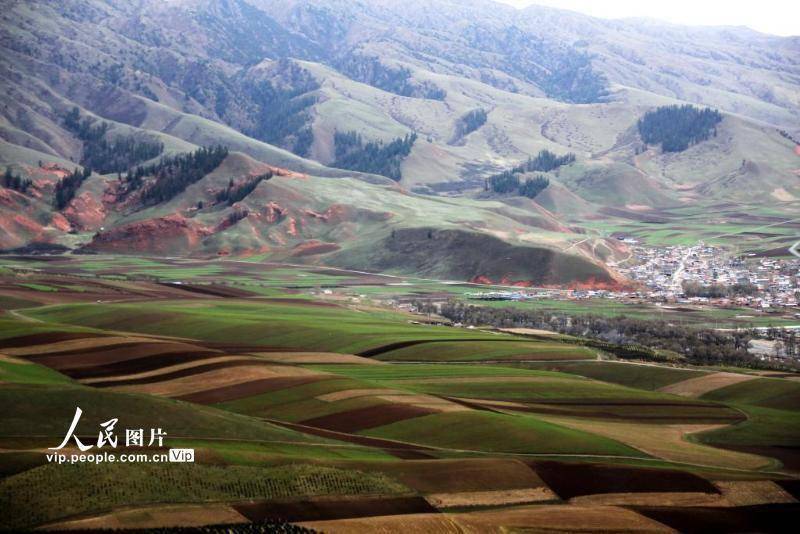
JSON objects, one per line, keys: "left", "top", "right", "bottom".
{"left": 1, "top": 255, "right": 799, "bottom": 532}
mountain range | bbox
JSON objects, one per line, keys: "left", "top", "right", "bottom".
{"left": 1, "top": 0, "right": 798, "bottom": 286}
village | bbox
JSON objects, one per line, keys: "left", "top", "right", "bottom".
{"left": 467, "top": 243, "right": 800, "bottom": 312}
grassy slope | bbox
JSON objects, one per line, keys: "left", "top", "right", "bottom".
{"left": 22, "top": 299, "right": 544, "bottom": 353}
{"left": 0, "top": 463, "right": 408, "bottom": 530}
{"left": 374, "top": 340, "right": 595, "bottom": 362}
{"left": 515, "top": 361, "right": 709, "bottom": 391}
{"left": 364, "top": 410, "right": 645, "bottom": 456}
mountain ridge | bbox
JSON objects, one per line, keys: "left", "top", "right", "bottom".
{"left": 0, "top": 0, "right": 798, "bottom": 285}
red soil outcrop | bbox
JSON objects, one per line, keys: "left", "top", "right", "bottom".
{"left": 85, "top": 214, "right": 212, "bottom": 254}
{"left": 63, "top": 191, "right": 107, "bottom": 231}
{"left": 290, "top": 240, "right": 341, "bottom": 257}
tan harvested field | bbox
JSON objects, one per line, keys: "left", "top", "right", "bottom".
{"left": 715, "top": 480, "right": 798, "bottom": 506}
{"left": 569, "top": 481, "right": 797, "bottom": 509}
{"left": 658, "top": 372, "right": 759, "bottom": 397}
{"left": 79, "top": 355, "right": 267, "bottom": 385}
{"left": 0, "top": 352, "right": 28, "bottom": 364}
{"left": 3, "top": 336, "right": 164, "bottom": 356}
{"left": 536, "top": 415, "right": 772, "bottom": 470}
{"left": 44, "top": 504, "right": 248, "bottom": 531}
{"left": 425, "top": 487, "right": 558, "bottom": 508}
{"left": 110, "top": 364, "right": 326, "bottom": 397}
{"left": 570, "top": 492, "right": 724, "bottom": 507}
{"left": 317, "top": 388, "right": 407, "bottom": 402}
{"left": 251, "top": 352, "right": 385, "bottom": 365}
{"left": 301, "top": 513, "right": 461, "bottom": 533}
{"left": 499, "top": 328, "right": 562, "bottom": 337}
{"left": 375, "top": 394, "right": 469, "bottom": 413}
{"left": 300, "top": 504, "right": 674, "bottom": 533}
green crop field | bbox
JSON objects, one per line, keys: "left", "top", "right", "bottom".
{"left": 515, "top": 361, "right": 710, "bottom": 390}
{"left": 1, "top": 258, "right": 799, "bottom": 531}
{"left": 0, "top": 384, "right": 334, "bottom": 445}
{"left": 0, "top": 463, "right": 408, "bottom": 529}
{"left": 363, "top": 411, "right": 646, "bottom": 456}
{"left": 700, "top": 378, "right": 800, "bottom": 411}
{"left": 22, "top": 299, "right": 538, "bottom": 354}
{"left": 374, "top": 340, "right": 595, "bottom": 362}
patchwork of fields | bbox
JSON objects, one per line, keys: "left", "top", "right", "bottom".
{"left": 1, "top": 257, "right": 798, "bottom": 531}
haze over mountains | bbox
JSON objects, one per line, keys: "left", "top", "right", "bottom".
{"left": 1, "top": 0, "right": 799, "bottom": 286}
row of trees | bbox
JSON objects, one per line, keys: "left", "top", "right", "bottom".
{"left": 486, "top": 149, "right": 573, "bottom": 197}
{"left": 1, "top": 168, "right": 33, "bottom": 194}
{"left": 450, "top": 108, "right": 487, "bottom": 144}
{"left": 123, "top": 145, "right": 229, "bottom": 206}
{"left": 245, "top": 71, "right": 319, "bottom": 157}
{"left": 488, "top": 172, "right": 550, "bottom": 199}
{"left": 54, "top": 167, "right": 91, "bottom": 210}
{"left": 637, "top": 104, "right": 722, "bottom": 152}
{"left": 682, "top": 281, "right": 759, "bottom": 298}
{"left": 332, "top": 131, "right": 417, "bottom": 181}
{"left": 64, "top": 107, "right": 164, "bottom": 174}
{"left": 420, "top": 300, "right": 796, "bottom": 371}
{"left": 513, "top": 149, "right": 577, "bottom": 174}
{"left": 215, "top": 172, "right": 273, "bottom": 205}
{"left": 337, "top": 55, "right": 446, "bottom": 100}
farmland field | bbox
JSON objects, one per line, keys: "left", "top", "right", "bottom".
{"left": 0, "top": 256, "right": 798, "bottom": 531}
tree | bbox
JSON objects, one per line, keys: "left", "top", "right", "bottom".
{"left": 637, "top": 105, "right": 722, "bottom": 153}
{"left": 1, "top": 168, "right": 33, "bottom": 194}
{"left": 63, "top": 109, "right": 164, "bottom": 174}
{"left": 332, "top": 131, "right": 417, "bottom": 181}
{"left": 53, "top": 167, "right": 89, "bottom": 209}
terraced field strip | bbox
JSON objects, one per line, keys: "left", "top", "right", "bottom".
{"left": 369, "top": 339, "right": 595, "bottom": 362}
{"left": 534, "top": 414, "right": 774, "bottom": 471}
{"left": 425, "top": 487, "right": 558, "bottom": 508}
{"left": 23, "top": 300, "right": 530, "bottom": 354}
{"left": 44, "top": 504, "right": 248, "bottom": 532}
{"left": 248, "top": 352, "right": 384, "bottom": 365}
{"left": 515, "top": 360, "right": 710, "bottom": 391}
{"left": 659, "top": 372, "right": 760, "bottom": 398}
{"left": 82, "top": 356, "right": 274, "bottom": 387}
{"left": 300, "top": 503, "right": 675, "bottom": 533}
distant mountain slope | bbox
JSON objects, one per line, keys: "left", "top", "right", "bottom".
{"left": 0, "top": 0, "right": 798, "bottom": 280}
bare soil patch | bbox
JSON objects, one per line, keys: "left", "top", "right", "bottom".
{"left": 501, "top": 399, "right": 743, "bottom": 423}
{"left": 29, "top": 344, "right": 219, "bottom": 377}
{"left": 4, "top": 335, "right": 142, "bottom": 356}
{"left": 158, "top": 283, "right": 257, "bottom": 298}
{"left": 529, "top": 461, "right": 718, "bottom": 500}
{"left": 234, "top": 496, "right": 435, "bottom": 522}
{"left": 632, "top": 503, "right": 800, "bottom": 533}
